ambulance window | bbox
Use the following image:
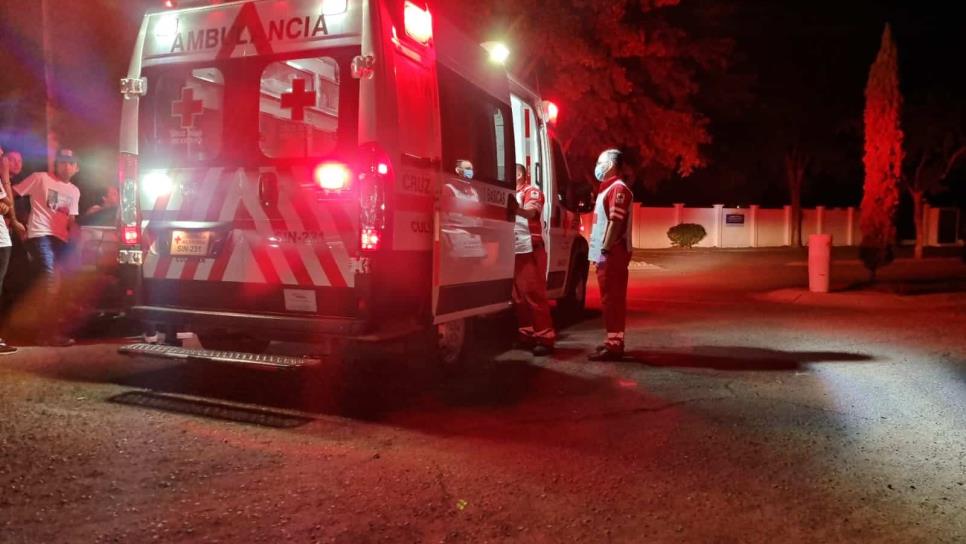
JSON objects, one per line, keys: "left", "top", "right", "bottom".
{"left": 437, "top": 66, "right": 514, "bottom": 185}
{"left": 143, "top": 67, "right": 224, "bottom": 162}
{"left": 259, "top": 57, "right": 341, "bottom": 158}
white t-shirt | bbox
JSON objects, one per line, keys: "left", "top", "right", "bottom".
{"left": 0, "top": 184, "right": 10, "bottom": 248}
{"left": 15, "top": 172, "right": 80, "bottom": 242}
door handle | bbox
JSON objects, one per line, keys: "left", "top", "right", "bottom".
{"left": 259, "top": 172, "right": 278, "bottom": 209}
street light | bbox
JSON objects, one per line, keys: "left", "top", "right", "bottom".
{"left": 481, "top": 41, "right": 510, "bottom": 65}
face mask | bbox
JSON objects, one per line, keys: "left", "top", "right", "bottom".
{"left": 463, "top": 168, "right": 474, "bottom": 180}
{"left": 594, "top": 162, "right": 609, "bottom": 182}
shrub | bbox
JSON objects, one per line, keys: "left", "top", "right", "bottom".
{"left": 667, "top": 223, "right": 707, "bottom": 248}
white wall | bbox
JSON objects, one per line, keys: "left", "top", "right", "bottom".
{"left": 721, "top": 207, "right": 752, "bottom": 248}
{"left": 823, "top": 208, "right": 851, "bottom": 246}
{"left": 758, "top": 208, "right": 787, "bottom": 247}
{"left": 679, "top": 207, "right": 718, "bottom": 248}
{"left": 629, "top": 204, "right": 863, "bottom": 249}
{"left": 632, "top": 206, "right": 677, "bottom": 249}
{"left": 582, "top": 203, "right": 960, "bottom": 249}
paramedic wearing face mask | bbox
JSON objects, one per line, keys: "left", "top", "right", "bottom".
{"left": 587, "top": 149, "right": 633, "bottom": 361}
{"left": 511, "top": 164, "right": 555, "bottom": 356}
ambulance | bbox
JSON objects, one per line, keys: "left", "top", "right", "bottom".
{"left": 117, "top": 0, "right": 590, "bottom": 367}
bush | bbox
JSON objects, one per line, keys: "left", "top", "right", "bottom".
{"left": 667, "top": 223, "right": 707, "bottom": 248}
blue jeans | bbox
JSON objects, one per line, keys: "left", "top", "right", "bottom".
{"left": 27, "top": 236, "right": 70, "bottom": 302}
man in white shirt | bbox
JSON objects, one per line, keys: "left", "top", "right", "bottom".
{"left": 15, "top": 148, "right": 82, "bottom": 347}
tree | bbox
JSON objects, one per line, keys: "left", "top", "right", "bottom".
{"left": 440, "top": 0, "right": 728, "bottom": 185}
{"left": 860, "top": 24, "right": 903, "bottom": 280}
{"left": 784, "top": 145, "right": 808, "bottom": 247}
{"left": 902, "top": 94, "right": 966, "bottom": 259}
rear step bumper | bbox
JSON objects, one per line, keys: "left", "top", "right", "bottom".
{"left": 132, "top": 305, "right": 368, "bottom": 341}
{"left": 119, "top": 343, "right": 319, "bottom": 369}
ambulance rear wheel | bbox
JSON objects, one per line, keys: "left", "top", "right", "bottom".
{"left": 198, "top": 333, "right": 270, "bottom": 354}
{"left": 435, "top": 318, "right": 470, "bottom": 368}
{"left": 558, "top": 259, "right": 589, "bottom": 322}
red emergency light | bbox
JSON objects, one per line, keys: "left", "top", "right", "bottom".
{"left": 164, "top": 0, "right": 176, "bottom": 8}
{"left": 314, "top": 162, "right": 352, "bottom": 191}
{"left": 545, "top": 101, "right": 559, "bottom": 125}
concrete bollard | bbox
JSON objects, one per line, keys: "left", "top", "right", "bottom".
{"left": 808, "top": 233, "right": 832, "bottom": 293}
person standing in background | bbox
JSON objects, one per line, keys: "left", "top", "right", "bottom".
{"left": 0, "top": 147, "right": 26, "bottom": 353}
{"left": 15, "top": 148, "right": 81, "bottom": 347}
{"left": 587, "top": 149, "right": 633, "bottom": 361}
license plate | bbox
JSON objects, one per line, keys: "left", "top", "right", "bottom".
{"left": 170, "top": 230, "right": 211, "bottom": 257}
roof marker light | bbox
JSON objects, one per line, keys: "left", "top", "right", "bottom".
{"left": 483, "top": 42, "right": 510, "bottom": 65}
{"left": 154, "top": 13, "right": 179, "bottom": 39}
{"left": 321, "top": 0, "right": 348, "bottom": 15}
{"left": 404, "top": 1, "right": 433, "bottom": 44}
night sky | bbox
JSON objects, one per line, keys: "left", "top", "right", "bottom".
{"left": 668, "top": 0, "right": 965, "bottom": 214}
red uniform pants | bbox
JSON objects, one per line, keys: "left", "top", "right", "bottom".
{"left": 512, "top": 243, "right": 555, "bottom": 347}
{"left": 596, "top": 243, "right": 631, "bottom": 349}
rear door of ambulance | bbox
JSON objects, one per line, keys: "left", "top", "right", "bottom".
{"left": 509, "top": 92, "right": 572, "bottom": 299}
{"left": 135, "top": 1, "right": 365, "bottom": 335}
{"left": 432, "top": 20, "right": 518, "bottom": 323}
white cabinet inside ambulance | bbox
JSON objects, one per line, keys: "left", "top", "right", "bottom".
{"left": 116, "top": 0, "right": 589, "bottom": 365}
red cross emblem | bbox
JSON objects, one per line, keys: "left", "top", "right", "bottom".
{"left": 171, "top": 87, "right": 204, "bottom": 129}
{"left": 280, "top": 79, "right": 316, "bottom": 122}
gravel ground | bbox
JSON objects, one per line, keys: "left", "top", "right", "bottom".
{"left": 0, "top": 250, "right": 963, "bottom": 543}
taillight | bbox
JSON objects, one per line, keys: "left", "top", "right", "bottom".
{"left": 122, "top": 226, "right": 140, "bottom": 245}
{"left": 361, "top": 228, "right": 381, "bottom": 251}
{"left": 314, "top": 162, "right": 352, "bottom": 191}
{"left": 118, "top": 152, "right": 141, "bottom": 249}
{"left": 358, "top": 144, "right": 391, "bottom": 253}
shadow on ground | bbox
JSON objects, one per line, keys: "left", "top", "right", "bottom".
{"left": 626, "top": 346, "right": 874, "bottom": 371}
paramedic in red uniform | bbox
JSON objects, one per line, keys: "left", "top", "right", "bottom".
{"left": 588, "top": 149, "right": 633, "bottom": 361}
{"left": 512, "top": 164, "right": 555, "bottom": 356}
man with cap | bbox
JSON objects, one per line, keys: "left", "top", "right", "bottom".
{"left": 587, "top": 148, "right": 633, "bottom": 361}
{"left": 511, "top": 163, "right": 555, "bottom": 356}
{"left": 15, "top": 148, "right": 82, "bottom": 346}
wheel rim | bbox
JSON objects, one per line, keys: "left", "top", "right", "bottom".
{"left": 436, "top": 319, "right": 466, "bottom": 365}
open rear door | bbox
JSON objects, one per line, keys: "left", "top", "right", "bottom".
{"left": 431, "top": 63, "right": 516, "bottom": 324}
{"left": 433, "top": 172, "right": 516, "bottom": 323}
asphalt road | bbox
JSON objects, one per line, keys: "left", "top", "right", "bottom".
{"left": 0, "top": 249, "right": 964, "bottom": 543}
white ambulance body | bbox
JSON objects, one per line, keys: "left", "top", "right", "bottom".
{"left": 117, "top": 0, "right": 589, "bottom": 363}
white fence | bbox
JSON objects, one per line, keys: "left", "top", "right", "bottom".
{"left": 582, "top": 204, "right": 962, "bottom": 249}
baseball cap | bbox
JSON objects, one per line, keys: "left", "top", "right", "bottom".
{"left": 55, "top": 148, "right": 78, "bottom": 163}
